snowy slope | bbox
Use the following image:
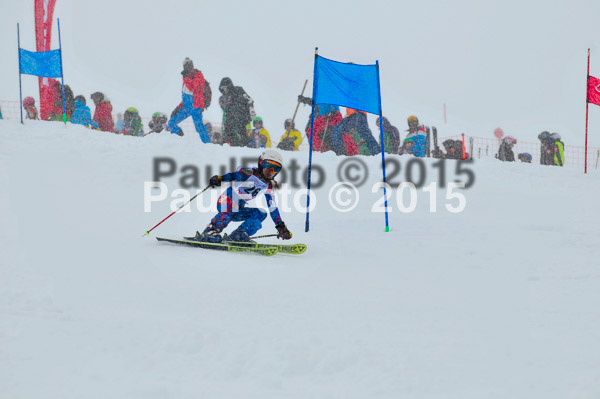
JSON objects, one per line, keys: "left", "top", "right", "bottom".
{"left": 1, "top": 121, "right": 600, "bottom": 399}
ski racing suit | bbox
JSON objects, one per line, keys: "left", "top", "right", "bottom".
{"left": 209, "top": 167, "right": 282, "bottom": 236}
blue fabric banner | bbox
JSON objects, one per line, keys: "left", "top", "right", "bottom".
{"left": 19, "top": 48, "right": 62, "bottom": 78}
{"left": 313, "top": 55, "right": 380, "bottom": 115}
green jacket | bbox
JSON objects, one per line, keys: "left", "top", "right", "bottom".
{"left": 554, "top": 141, "right": 564, "bottom": 166}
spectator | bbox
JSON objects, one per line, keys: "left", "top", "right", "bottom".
{"left": 404, "top": 115, "right": 430, "bottom": 157}
{"left": 219, "top": 77, "right": 255, "bottom": 147}
{"left": 298, "top": 96, "right": 342, "bottom": 152}
{"left": 148, "top": 112, "right": 169, "bottom": 134}
{"left": 248, "top": 116, "right": 272, "bottom": 148}
{"left": 332, "top": 108, "right": 380, "bottom": 156}
{"left": 207, "top": 122, "right": 223, "bottom": 145}
{"left": 304, "top": 104, "right": 343, "bottom": 152}
{"left": 496, "top": 136, "right": 516, "bottom": 162}
{"left": 23, "top": 97, "right": 39, "bottom": 120}
{"left": 441, "top": 139, "right": 462, "bottom": 159}
{"left": 91, "top": 92, "right": 114, "bottom": 132}
{"left": 64, "top": 85, "right": 75, "bottom": 117}
{"left": 115, "top": 112, "right": 125, "bottom": 133}
{"left": 398, "top": 138, "right": 415, "bottom": 156}
{"left": 376, "top": 116, "right": 400, "bottom": 154}
{"left": 71, "top": 95, "right": 98, "bottom": 129}
{"left": 538, "top": 131, "right": 555, "bottom": 165}
{"left": 277, "top": 119, "right": 303, "bottom": 151}
{"left": 48, "top": 80, "right": 66, "bottom": 121}
{"left": 121, "top": 107, "right": 144, "bottom": 136}
{"left": 518, "top": 153, "right": 532, "bottom": 163}
{"left": 550, "top": 133, "right": 565, "bottom": 167}
{"left": 167, "top": 58, "right": 210, "bottom": 142}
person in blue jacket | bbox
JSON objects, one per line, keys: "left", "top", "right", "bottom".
{"left": 191, "top": 149, "right": 292, "bottom": 243}
{"left": 71, "top": 96, "right": 99, "bottom": 129}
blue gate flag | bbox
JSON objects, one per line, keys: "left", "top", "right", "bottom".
{"left": 19, "top": 48, "right": 62, "bottom": 78}
{"left": 313, "top": 55, "right": 380, "bottom": 114}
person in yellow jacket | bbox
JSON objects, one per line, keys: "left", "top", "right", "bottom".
{"left": 248, "top": 116, "right": 272, "bottom": 148}
{"left": 277, "top": 119, "right": 303, "bottom": 151}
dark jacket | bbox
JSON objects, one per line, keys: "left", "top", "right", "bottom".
{"left": 332, "top": 112, "right": 380, "bottom": 156}
{"left": 379, "top": 117, "right": 400, "bottom": 154}
{"left": 219, "top": 77, "right": 253, "bottom": 126}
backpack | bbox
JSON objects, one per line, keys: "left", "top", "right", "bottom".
{"left": 203, "top": 80, "right": 212, "bottom": 108}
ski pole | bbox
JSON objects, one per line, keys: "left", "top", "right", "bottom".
{"left": 143, "top": 185, "right": 210, "bottom": 237}
{"left": 249, "top": 234, "right": 280, "bottom": 240}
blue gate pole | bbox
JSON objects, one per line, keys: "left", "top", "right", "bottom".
{"left": 305, "top": 47, "right": 319, "bottom": 232}
{"left": 17, "top": 23, "right": 23, "bottom": 124}
{"left": 376, "top": 61, "right": 390, "bottom": 232}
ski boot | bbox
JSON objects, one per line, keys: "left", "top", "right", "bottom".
{"left": 223, "top": 227, "right": 254, "bottom": 243}
{"left": 189, "top": 226, "right": 222, "bottom": 243}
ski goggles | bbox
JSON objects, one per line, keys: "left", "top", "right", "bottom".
{"left": 261, "top": 160, "right": 282, "bottom": 174}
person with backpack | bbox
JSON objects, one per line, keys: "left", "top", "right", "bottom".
{"left": 219, "top": 77, "right": 255, "bottom": 147}
{"left": 167, "top": 58, "right": 211, "bottom": 142}
{"left": 71, "top": 95, "right": 98, "bottom": 129}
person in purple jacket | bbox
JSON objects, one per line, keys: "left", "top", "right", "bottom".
{"left": 191, "top": 149, "right": 292, "bottom": 243}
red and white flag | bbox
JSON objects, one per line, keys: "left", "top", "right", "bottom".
{"left": 587, "top": 75, "right": 600, "bottom": 106}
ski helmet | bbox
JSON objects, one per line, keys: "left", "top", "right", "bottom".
{"left": 258, "top": 149, "right": 283, "bottom": 178}
{"left": 503, "top": 136, "right": 517, "bottom": 145}
{"left": 23, "top": 96, "right": 35, "bottom": 107}
{"left": 538, "top": 131, "right": 550, "bottom": 141}
{"left": 284, "top": 118, "right": 295, "bottom": 129}
{"left": 549, "top": 132, "right": 561, "bottom": 141}
{"left": 253, "top": 116, "right": 263, "bottom": 127}
{"left": 407, "top": 115, "right": 419, "bottom": 128}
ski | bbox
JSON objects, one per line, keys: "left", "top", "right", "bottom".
{"left": 222, "top": 238, "right": 307, "bottom": 255}
{"left": 156, "top": 237, "right": 278, "bottom": 256}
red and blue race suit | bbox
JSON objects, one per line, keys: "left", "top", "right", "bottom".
{"left": 209, "top": 167, "right": 282, "bottom": 235}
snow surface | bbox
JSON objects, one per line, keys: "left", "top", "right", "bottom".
{"left": 1, "top": 120, "right": 600, "bottom": 398}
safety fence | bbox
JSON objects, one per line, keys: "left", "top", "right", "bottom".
{"left": 440, "top": 134, "right": 600, "bottom": 172}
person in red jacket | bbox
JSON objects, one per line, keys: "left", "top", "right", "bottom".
{"left": 167, "top": 58, "right": 210, "bottom": 142}
{"left": 91, "top": 92, "right": 114, "bottom": 132}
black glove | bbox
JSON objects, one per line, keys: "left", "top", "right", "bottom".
{"left": 298, "top": 95, "right": 313, "bottom": 106}
{"left": 209, "top": 175, "right": 222, "bottom": 187}
{"left": 275, "top": 222, "right": 292, "bottom": 240}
